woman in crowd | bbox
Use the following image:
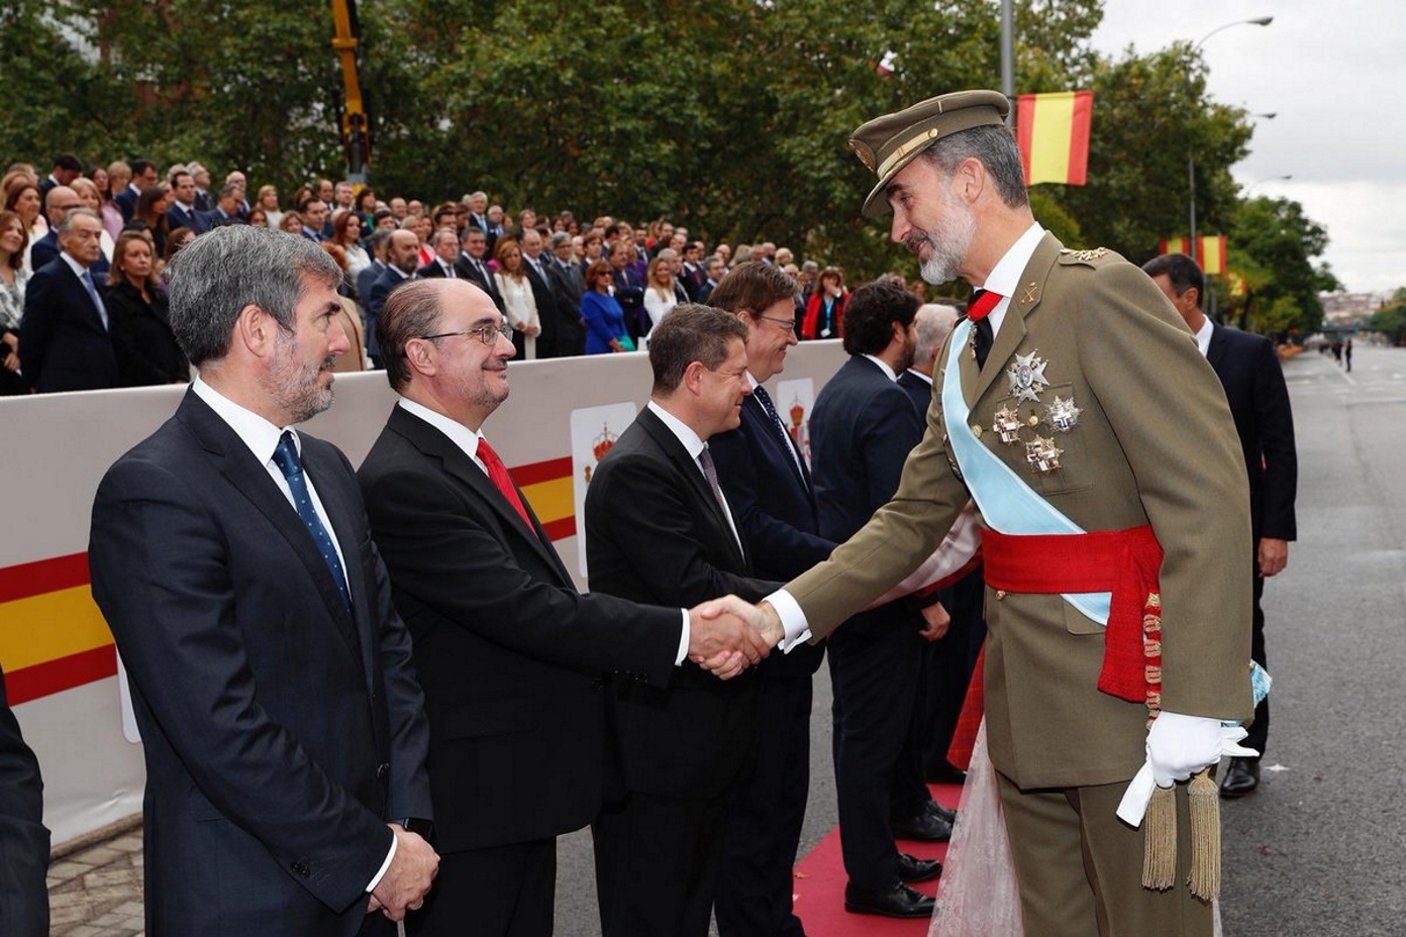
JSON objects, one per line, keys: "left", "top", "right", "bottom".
{"left": 246, "top": 208, "right": 269, "bottom": 228}
{"left": 333, "top": 210, "right": 372, "bottom": 289}
{"left": 493, "top": 237, "right": 541, "bottom": 359}
{"left": 255, "top": 185, "right": 283, "bottom": 230}
{"left": 580, "top": 260, "right": 631, "bottom": 354}
{"left": 801, "top": 266, "right": 848, "bottom": 340}
{"left": 132, "top": 184, "right": 173, "bottom": 257}
{"left": 0, "top": 211, "right": 31, "bottom": 394}
{"left": 3, "top": 179, "right": 45, "bottom": 267}
{"left": 278, "top": 212, "right": 305, "bottom": 237}
{"left": 318, "top": 243, "right": 369, "bottom": 372}
{"left": 70, "top": 177, "right": 116, "bottom": 263}
{"left": 88, "top": 165, "right": 110, "bottom": 208}
{"left": 102, "top": 161, "right": 130, "bottom": 239}
{"left": 157, "top": 227, "right": 196, "bottom": 294}
{"left": 413, "top": 214, "right": 435, "bottom": 267}
{"left": 105, "top": 230, "right": 189, "bottom": 386}
{"left": 355, "top": 188, "right": 378, "bottom": 229}
{"left": 642, "top": 255, "right": 679, "bottom": 336}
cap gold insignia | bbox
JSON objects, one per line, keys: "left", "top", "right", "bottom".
{"left": 849, "top": 139, "right": 877, "bottom": 172}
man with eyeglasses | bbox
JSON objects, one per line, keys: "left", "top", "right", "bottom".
{"left": 28, "top": 185, "right": 109, "bottom": 279}
{"left": 358, "top": 279, "right": 771, "bottom": 937}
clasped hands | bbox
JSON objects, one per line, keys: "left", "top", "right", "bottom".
{"left": 685, "top": 596, "right": 785, "bottom": 680}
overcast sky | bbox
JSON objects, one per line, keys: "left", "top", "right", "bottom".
{"left": 1087, "top": 0, "right": 1401, "bottom": 295}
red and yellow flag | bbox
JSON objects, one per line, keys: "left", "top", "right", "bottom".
{"left": 1016, "top": 91, "right": 1094, "bottom": 186}
{"left": 1156, "top": 235, "right": 1228, "bottom": 275}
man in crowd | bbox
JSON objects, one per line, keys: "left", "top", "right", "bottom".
{"left": 464, "top": 191, "right": 490, "bottom": 234}
{"left": 358, "top": 229, "right": 392, "bottom": 308}
{"left": 697, "top": 254, "right": 725, "bottom": 303}
{"left": 359, "top": 279, "right": 766, "bottom": 936}
{"left": 89, "top": 225, "right": 438, "bottom": 934}
{"left": 187, "top": 162, "right": 215, "bottom": 211}
{"left": 610, "top": 241, "right": 645, "bottom": 343}
{"left": 167, "top": 170, "right": 211, "bottom": 234}
{"left": 116, "top": 159, "right": 158, "bottom": 221}
{"left": 679, "top": 241, "right": 707, "bottom": 300}
{"left": 21, "top": 208, "right": 116, "bottom": 392}
{"left": 365, "top": 228, "right": 421, "bottom": 367}
{"left": 301, "top": 198, "right": 329, "bottom": 242}
{"left": 414, "top": 228, "right": 460, "bottom": 280}
{"left": 204, "top": 184, "right": 247, "bottom": 229}
{"left": 1, "top": 665, "right": 48, "bottom": 937}
{"left": 455, "top": 226, "right": 504, "bottom": 314}
{"left": 518, "top": 228, "right": 561, "bottom": 357}
{"left": 744, "top": 90, "right": 1255, "bottom": 937}
{"left": 38, "top": 153, "right": 83, "bottom": 212}
{"left": 225, "top": 170, "right": 251, "bottom": 217}
{"left": 334, "top": 181, "right": 356, "bottom": 214}
{"left": 28, "top": 185, "right": 81, "bottom": 272}
{"left": 706, "top": 262, "right": 835, "bottom": 936}
{"left": 545, "top": 231, "right": 585, "bottom": 356}
{"left": 1144, "top": 252, "right": 1297, "bottom": 799}
{"left": 585, "top": 305, "right": 774, "bottom": 937}
{"left": 390, "top": 197, "right": 409, "bottom": 223}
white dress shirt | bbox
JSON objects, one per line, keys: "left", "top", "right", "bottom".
{"left": 1193, "top": 316, "right": 1213, "bottom": 359}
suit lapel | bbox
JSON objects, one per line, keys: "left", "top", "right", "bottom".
{"left": 970, "top": 233, "right": 1060, "bottom": 405}
{"left": 176, "top": 392, "right": 366, "bottom": 668}
{"left": 637, "top": 408, "right": 747, "bottom": 570}
{"left": 1205, "top": 323, "right": 1228, "bottom": 372}
{"left": 389, "top": 407, "right": 570, "bottom": 584}
{"left": 748, "top": 396, "right": 810, "bottom": 492}
{"left": 301, "top": 444, "right": 374, "bottom": 686}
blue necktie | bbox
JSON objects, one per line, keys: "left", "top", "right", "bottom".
{"left": 752, "top": 385, "right": 807, "bottom": 488}
{"left": 81, "top": 269, "right": 108, "bottom": 330}
{"left": 272, "top": 432, "right": 352, "bottom": 611}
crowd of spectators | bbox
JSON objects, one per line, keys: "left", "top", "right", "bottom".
{"left": 0, "top": 152, "right": 943, "bottom": 394}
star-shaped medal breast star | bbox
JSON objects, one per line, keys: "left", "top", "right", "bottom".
{"left": 1006, "top": 351, "right": 1051, "bottom": 403}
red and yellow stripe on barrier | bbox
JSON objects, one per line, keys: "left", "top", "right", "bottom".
{"left": 0, "top": 456, "right": 577, "bottom": 706}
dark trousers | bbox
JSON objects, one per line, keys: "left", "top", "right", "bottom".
{"left": 715, "top": 675, "right": 812, "bottom": 937}
{"left": 1244, "top": 570, "right": 1270, "bottom": 755}
{"left": 910, "top": 568, "right": 986, "bottom": 779}
{"left": 593, "top": 790, "right": 731, "bottom": 937}
{"left": 405, "top": 839, "right": 556, "bottom": 937}
{"left": 827, "top": 618, "right": 924, "bottom": 889}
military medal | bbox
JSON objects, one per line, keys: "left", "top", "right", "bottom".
{"left": 1045, "top": 395, "right": 1081, "bottom": 432}
{"left": 1025, "top": 435, "right": 1063, "bottom": 473}
{"left": 992, "top": 405, "right": 1023, "bottom": 444}
{"left": 1006, "top": 350, "right": 1051, "bottom": 403}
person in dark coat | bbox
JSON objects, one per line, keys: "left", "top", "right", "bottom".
{"left": 105, "top": 230, "right": 189, "bottom": 385}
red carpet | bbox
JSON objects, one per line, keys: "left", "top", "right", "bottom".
{"left": 793, "top": 783, "right": 962, "bottom": 936}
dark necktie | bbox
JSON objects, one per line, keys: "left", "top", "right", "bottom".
{"left": 968, "top": 289, "right": 1004, "bottom": 369}
{"left": 271, "top": 432, "right": 351, "bottom": 611}
{"left": 752, "top": 385, "right": 807, "bottom": 488}
{"left": 477, "top": 437, "right": 536, "bottom": 533}
{"left": 81, "top": 269, "right": 108, "bottom": 330}
{"left": 698, "top": 445, "right": 743, "bottom": 557}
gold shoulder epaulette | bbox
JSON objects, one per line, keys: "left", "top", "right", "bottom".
{"left": 1057, "top": 246, "right": 1113, "bottom": 266}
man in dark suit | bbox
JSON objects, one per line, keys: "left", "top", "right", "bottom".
{"left": 609, "top": 244, "right": 645, "bottom": 344}
{"left": 88, "top": 225, "right": 438, "bottom": 936}
{"left": 706, "top": 262, "right": 847, "bottom": 936}
{"left": 0, "top": 666, "right": 48, "bottom": 937}
{"left": 545, "top": 232, "right": 585, "bottom": 356}
{"left": 357, "top": 229, "right": 391, "bottom": 308}
{"left": 365, "top": 229, "right": 421, "bottom": 367}
{"left": 585, "top": 305, "right": 775, "bottom": 937}
{"left": 38, "top": 152, "right": 83, "bottom": 214}
{"left": 518, "top": 229, "right": 561, "bottom": 357}
{"left": 453, "top": 226, "right": 504, "bottom": 314}
{"left": 808, "top": 280, "right": 953, "bottom": 919}
{"left": 188, "top": 162, "right": 217, "bottom": 212}
{"left": 166, "top": 170, "right": 210, "bottom": 234}
{"left": 203, "top": 184, "right": 248, "bottom": 229}
{"left": 696, "top": 254, "right": 725, "bottom": 304}
{"left": 21, "top": 208, "right": 118, "bottom": 392}
{"left": 116, "top": 159, "right": 158, "bottom": 221}
{"left": 1145, "top": 252, "right": 1297, "bottom": 798}
{"left": 413, "top": 228, "right": 460, "bottom": 280}
{"left": 679, "top": 241, "right": 707, "bottom": 300}
{"left": 360, "top": 280, "right": 765, "bottom": 936}
{"left": 29, "top": 185, "right": 109, "bottom": 280}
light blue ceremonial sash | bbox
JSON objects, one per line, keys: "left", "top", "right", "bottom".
{"left": 942, "top": 319, "right": 1110, "bottom": 626}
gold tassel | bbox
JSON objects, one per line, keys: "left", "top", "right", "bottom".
{"left": 1187, "top": 768, "right": 1221, "bottom": 900}
{"left": 1141, "top": 785, "right": 1177, "bottom": 890}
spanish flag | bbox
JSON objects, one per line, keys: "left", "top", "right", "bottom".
{"left": 1016, "top": 91, "right": 1093, "bottom": 186}
{"left": 1157, "top": 236, "right": 1228, "bottom": 275}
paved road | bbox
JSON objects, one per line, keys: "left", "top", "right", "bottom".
{"left": 55, "top": 343, "right": 1406, "bottom": 935}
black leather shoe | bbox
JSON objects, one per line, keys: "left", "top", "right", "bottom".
{"left": 844, "top": 881, "right": 936, "bottom": 918}
{"left": 1220, "top": 757, "right": 1260, "bottom": 798}
{"left": 891, "top": 802, "right": 954, "bottom": 842}
{"left": 926, "top": 798, "right": 957, "bottom": 825}
{"left": 897, "top": 852, "right": 943, "bottom": 883}
{"left": 928, "top": 762, "right": 968, "bottom": 785}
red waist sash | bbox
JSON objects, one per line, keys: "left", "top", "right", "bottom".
{"left": 981, "top": 524, "right": 1164, "bottom": 705}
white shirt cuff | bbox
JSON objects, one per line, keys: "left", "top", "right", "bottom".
{"left": 764, "top": 589, "right": 812, "bottom": 653}
{"left": 674, "top": 608, "right": 690, "bottom": 665}
{"left": 365, "top": 829, "right": 396, "bottom": 893}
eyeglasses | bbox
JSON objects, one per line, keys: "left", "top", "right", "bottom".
{"left": 757, "top": 314, "right": 797, "bottom": 335}
{"left": 420, "top": 323, "right": 513, "bottom": 345}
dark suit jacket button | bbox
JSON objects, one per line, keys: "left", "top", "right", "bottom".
{"left": 292, "top": 859, "right": 310, "bottom": 877}
{"left": 376, "top": 762, "right": 389, "bottom": 780}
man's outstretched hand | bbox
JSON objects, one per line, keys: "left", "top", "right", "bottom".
{"left": 687, "top": 595, "right": 780, "bottom": 679}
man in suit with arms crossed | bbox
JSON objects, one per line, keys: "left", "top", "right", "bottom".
{"left": 740, "top": 91, "right": 1255, "bottom": 937}
{"left": 0, "top": 666, "right": 48, "bottom": 937}
{"left": 1145, "top": 252, "right": 1297, "bottom": 799}
{"left": 706, "top": 261, "right": 836, "bottom": 936}
{"left": 357, "top": 279, "right": 767, "bottom": 936}
{"left": 89, "top": 225, "right": 438, "bottom": 936}
{"left": 585, "top": 305, "right": 776, "bottom": 937}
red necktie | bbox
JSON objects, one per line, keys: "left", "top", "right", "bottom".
{"left": 476, "top": 438, "right": 535, "bottom": 532}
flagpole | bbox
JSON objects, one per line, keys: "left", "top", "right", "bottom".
{"left": 1001, "top": 0, "right": 1014, "bottom": 122}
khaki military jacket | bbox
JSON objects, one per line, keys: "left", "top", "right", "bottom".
{"left": 787, "top": 233, "right": 1252, "bottom": 788}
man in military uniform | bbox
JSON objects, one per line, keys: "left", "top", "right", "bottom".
{"left": 746, "top": 91, "right": 1256, "bottom": 936}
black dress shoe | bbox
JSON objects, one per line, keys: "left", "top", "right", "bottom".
{"left": 891, "top": 802, "right": 954, "bottom": 842}
{"left": 897, "top": 852, "right": 943, "bottom": 883}
{"left": 926, "top": 798, "right": 957, "bottom": 825}
{"left": 844, "top": 881, "right": 936, "bottom": 918}
{"left": 1220, "top": 756, "right": 1260, "bottom": 798}
{"left": 928, "top": 762, "right": 968, "bottom": 785}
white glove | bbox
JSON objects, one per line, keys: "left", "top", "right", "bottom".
{"left": 1116, "top": 711, "right": 1259, "bottom": 826}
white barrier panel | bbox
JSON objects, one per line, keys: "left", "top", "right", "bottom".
{"left": 0, "top": 341, "right": 847, "bottom": 846}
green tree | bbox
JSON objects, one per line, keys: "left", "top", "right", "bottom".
{"left": 1226, "top": 196, "right": 1339, "bottom": 337}
{"left": 1369, "top": 292, "right": 1406, "bottom": 346}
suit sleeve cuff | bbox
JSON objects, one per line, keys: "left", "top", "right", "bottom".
{"left": 365, "top": 828, "right": 396, "bottom": 893}
{"left": 765, "top": 589, "right": 812, "bottom": 653}
{"left": 674, "top": 608, "right": 690, "bottom": 665}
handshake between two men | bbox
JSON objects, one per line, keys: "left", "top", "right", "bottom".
{"left": 684, "top": 595, "right": 783, "bottom": 680}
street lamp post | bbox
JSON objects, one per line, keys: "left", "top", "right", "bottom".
{"left": 1245, "top": 173, "right": 1293, "bottom": 196}
{"left": 1187, "top": 16, "right": 1273, "bottom": 263}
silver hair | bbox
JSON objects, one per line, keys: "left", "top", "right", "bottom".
{"left": 920, "top": 124, "right": 1028, "bottom": 209}
{"left": 167, "top": 226, "right": 341, "bottom": 366}
{"left": 913, "top": 302, "right": 960, "bottom": 364}
{"left": 431, "top": 227, "right": 459, "bottom": 249}
{"left": 57, "top": 207, "right": 100, "bottom": 236}
{"left": 548, "top": 232, "right": 572, "bottom": 249}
